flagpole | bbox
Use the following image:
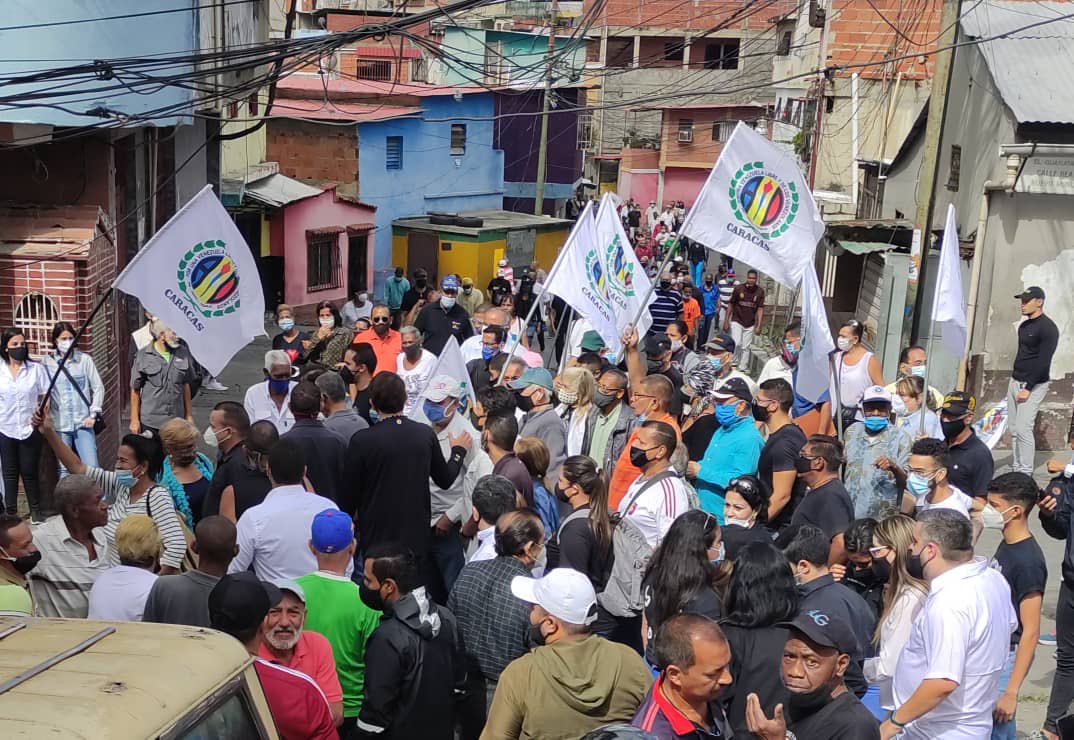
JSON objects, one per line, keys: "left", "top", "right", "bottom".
{"left": 920, "top": 315, "right": 939, "bottom": 436}
{"left": 38, "top": 287, "right": 115, "bottom": 414}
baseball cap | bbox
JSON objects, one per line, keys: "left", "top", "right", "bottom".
{"left": 441, "top": 275, "right": 461, "bottom": 292}
{"left": 860, "top": 385, "right": 893, "bottom": 405}
{"left": 1015, "top": 286, "right": 1045, "bottom": 301}
{"left": 643, "top": 334, "right": 672, "bottom": 356}
{"left": 208, "top": 572, "right": 282, "bottom": 635}
{"left": 778, "top": 609, "right": 858, "bottom": 655}
{"left": 511, "top": 568, "right": 598, "bottom": 625}
{"left": 424, "top": 374, "right": 464, "bottom": 402}
{"left": 275, "top": 579, "right": 306, "bottom": 604}
{"left": 580, "top": 330, "right": 605, "bottom": 352}
{"left": 704, "top": 332, "right": 735, "bottom": 354}
{"left": 507, "top": 366, "right": 554, "bottom": 392}
{"left": 713, "top": 377, "right": 753, "bottom": 403}
{"left": 311, "top": 508, "right": 354, "bottom": 554}
{"left": 498, "top": 258, "right": 509, "bottom": 267}
{"left": 941, "top": 390, "right": 976, "bottom": 417}
{"left": 414, "top": 267, "right": 428, "bottom": 279}
{"left": 462, "top": 276, "right": 474, "bottom": 287}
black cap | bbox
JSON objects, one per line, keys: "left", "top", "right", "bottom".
{"left": 643, "top": 334, "right": 672, "bottom": 356}
{"left": 704, "top": 332, "right": 736, "bottom": 354}
{"left": 414, "top": 267, "right": 428, "bottom": 279}
{"left": 713, "top": 377, "right": 753, "bottom": 403}
{"left": 1015, "top": 286, "right": 1045, "bottom": 301}
{"left": 208, "top": 572, "right": 283, "bottom": 635}
{"left": 778, "top": 609, "right": 858, "bottom": 655}
{"left": 941, "top": 390, "right": 976, "bottom": 417}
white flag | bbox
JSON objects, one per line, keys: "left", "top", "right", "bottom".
{"left": 681, "top": 122, "right": 825, "bottom": 287}
{"left": 408, "top": 336, "right": 476, "bottom": 421}
{"left": 798, "top": 263, "right": 834, "bottom": 403}
{"left": 932, "top": 204, "right": 967, "bottom": 359}
{"left": 594, "top": 193, "right": 654, "bottom": 341}
{"left": 113, "top": 185, "right": 266, "bottom": 376}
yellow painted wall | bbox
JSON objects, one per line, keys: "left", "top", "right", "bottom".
{"left": 220, "top": 118, "right": 267, "bottom": 177}
{"left": 534, "top": 228, "right": 568, "bottom": 273}
{"left": 392, "top": 234, "right": 408, "bottom": 271}
{"left": 437, "top": 239, "right": 482, "bottom": 287}
{"left": 260, "top": 215, "right": 271, "bottom": 257}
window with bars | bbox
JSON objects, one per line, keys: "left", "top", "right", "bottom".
{"left": 411, "top": 57, "right": 428, "bottom": 83}
{"left": 386, "top": 136, "right": 403, "bottom": 170}
{"left": 577, "top": 111, "right": 594, "bottom": 150}
{"left": 355, "top": 59, "right": 393, "bottom": 82}
{"left": 307, "top": 233, "right": 342, "bottom": 292}
{"left": 704, "top": 39, "right": 740, "bottom": 69}
{"left": 450, "top": 124, "right": 466, "bottom": 155}
{"left": 14, "top": 292, "right": 60, "bottom": 358}
{"left": 485, "top": 41, "right": 508, "bottom": 85}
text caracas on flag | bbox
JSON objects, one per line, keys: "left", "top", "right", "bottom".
{"left": 681, "top": 122, "right": 826, "bottom": 288}
{"left": 113, "top": 185, "right": 266, "bottom": 376}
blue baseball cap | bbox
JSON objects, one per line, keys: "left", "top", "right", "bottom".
{"left": 311, "top": 509, "right": 354, "bottom": 554}
{"left": 507, "top": 366, "right": 554, "bottom": 392}
{"left": 441, "top": 274, "right": 461, "bottom": 292}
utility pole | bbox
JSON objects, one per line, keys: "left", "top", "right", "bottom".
{"left": 900, "top": 0, "right": 962, "bottom": 347}
{"left": 533, "top": 0, "right": 559, "bottom": 216}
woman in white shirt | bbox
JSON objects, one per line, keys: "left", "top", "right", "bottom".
{"left": 894, "top": 375, "right": 943, "bottom": 441}
{"left": 0, "top": 328, "right": 49, "bottom": 521}
{"left": 554, "top": 366, "right": 596, "bottom": 457}
{"left": 863, "top": 514, "right": 928, "bottom": 716}
{"left": 829, "top": 319, "right": 884, "bottom": 433}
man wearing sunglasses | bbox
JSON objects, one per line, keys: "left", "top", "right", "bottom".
{"left": 353, "top": 304, "right": 402, "bottom": 376}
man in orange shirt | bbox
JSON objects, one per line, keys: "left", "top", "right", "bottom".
{"left": 607, "top": 374, "right": 681, "bottom": 509}
{"left": 681, "top": 285, "right": 702, "bottom": 349}
{"left": 352, "top": 303, "right": 401, "bottom": 375}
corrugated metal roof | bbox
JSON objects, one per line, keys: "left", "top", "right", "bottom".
{"left": 244, "top": 174, "right": 324, "bottom": 208}
{"left": 961, "top": 1, "right": 1074, "bottom": 124}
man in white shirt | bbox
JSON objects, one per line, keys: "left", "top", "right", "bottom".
{"left": 883, "top": 509, "right": 1016, "bottom": 739}
{"left": 229, "top": 438, "right": 349, "bottom": 582}
{"left": 396, "top": 326, "right": 437, "bottom": 416}
{"left": 465, "top": 474, "right": 517, "bottom": 564}
{"left": 341, "top": 290, "right": 372, "bottom": 330}
{"left": 618, "top": 420, "right": 689, "bottom": 549}
{"left": 422, "top": 376, "right": 493, "bottom": 601}
{"left": 244, "top": 350, "right": 297, "bottom": 434}
{"left": 899, "top": 437, "right": 980, "bottom": 521}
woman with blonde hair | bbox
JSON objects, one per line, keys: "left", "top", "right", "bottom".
{"left": 554, "top": 365, "right": 596, "bottom": 456}
{"left": 158, "top": 418, "right": 214, "bottom": 529}
{"left": 87, "top": 514, "right": 161, "bottom": 621}
{"left": 863, "top": 514, "right": 928, "bottom": 717}
{"left": 894, "top": 375, "right": 943, "bottom": 440}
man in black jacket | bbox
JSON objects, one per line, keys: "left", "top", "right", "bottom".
{"left": 1040, "top": 464, "right": 1074, "bottom": 736}
{"left": 281, "top": 381, "right": 345, "bottom": 502}
{"left": 357, "top": 542, "right": 465, "bottom": 739}
{"left": 341, "top": 373, "right": 471, "bottom": 575}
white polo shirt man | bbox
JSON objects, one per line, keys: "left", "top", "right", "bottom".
{"left": 891, "top": 555, "right": 1016, "bottom": 738}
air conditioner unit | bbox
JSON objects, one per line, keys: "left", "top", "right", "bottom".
{"left": 494, "top": 20, "right": 514, "bottom": 31}
{"left": 677, "top": 129, "right": 694, "bottom": 143}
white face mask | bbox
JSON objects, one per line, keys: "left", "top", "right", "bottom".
{"left": 441, "top": 296, "right": 457, "bottom": 310}
{"left": 724, "top": 516, "right": 753, "bottom": 528}
{"left": 836, "top": 337, "right": 853, "bottom": 352}
{"left": 980, "top": 504, "right": 1006, "bottom": 530}
{"left": 319, "top": 316, "right": 335, "bottom": 328}
{"left": 1065, "top": 461, "right": 1074, "bottom": 479}
{"left": 669, "top": 339, "right": 683, "bottom": 353}
{"left": 57, "top": 339, "right": 74, "bottom": 354}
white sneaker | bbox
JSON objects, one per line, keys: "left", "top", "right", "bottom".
{"left": 203, "top": 378, "right": 228, "bottom": 392}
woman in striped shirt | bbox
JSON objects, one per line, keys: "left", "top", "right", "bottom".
{"left": 35, "top": 414, "right": 187, "bottom": 574}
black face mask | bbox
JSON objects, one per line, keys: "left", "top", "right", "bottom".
{"left": 870, "top": 557, "right": 892, "bottom": 583}
{"left": 906, "top": 550, "right": 928, "bottom": 580}
{"left": 660, "top": 280, "right": 672, "bottom": 290}
{"left": 751, "top": 401, "right": 771, "bottom": 423}
{"left": 2, "top": 549, "right": 41, "bottom": 575}
{"left": 373, "top": 322, "right": 390, "bottom": 337}
{"left": 629, "top": 444, "right": 651, "bottom": 469}
{"left": 528, "top": 621, "right": 547, "bottom": 648}
{"left": 705, "top": 279, "right": 714, "bottom": 286}
{"left": 415, "top": 278, "right": 427, "bottom": 289}
{"left": 339, "top": 366, "right": 355, "bottom": 386}
{"left": 514, "top": 391, "right": 536, "bottom": 413}
{"left": 794, "top": 456, "right": 815, "bottom": 475}
{"left": 847, "top": 563, "right": 879, "bottom": 588}
{"left": 646, "top": 358, "right": 665, "bottom": 374}
{"left": 359, "top": 583, "right": 386, "bottom": 612}
{"left": 404, "top": 345, "right": 422, "bottom": 362}
{"left": 785, "top": 683, "right": 835, "bottom": 722}
{"left": 941, "top": 418, "right": 965, "bottom": 441}
{"left": 554, "top": 483, "right": 572, "bottom": 503}
{"left": 593, "top": 390, "right": 619, "bottom": 409}
{"left": 7, "top": 346, "right": 28, "bottom": 362}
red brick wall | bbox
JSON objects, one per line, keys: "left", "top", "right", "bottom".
{"left": 826, "top": 0, "right": 943, "bottom": 80}
{"left": 587, "top": 0, "right": 795, "bottom": 32}
{"left": 265, "top": 119, "right": 358, "bottom": 184}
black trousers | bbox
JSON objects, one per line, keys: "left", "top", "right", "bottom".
{"left": 0, "top": 431, "right": 42, "bottom": 515}
{"left": 1046, "top": 581, "right": 1074, "bottom": 732}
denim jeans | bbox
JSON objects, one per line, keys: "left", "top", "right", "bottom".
{"left": 1046, "top": 581, "right": 1074, "bottom": 734}
{"left": 991, "top": 648, "right": 1017, "bottom": 740}
{"left": 57, "top": 427, "right": 99, "bottom": 476}
{"left": 427, "top": 524, "right": 465, "bottom": 604}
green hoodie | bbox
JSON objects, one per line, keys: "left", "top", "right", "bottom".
{"left": 481, "top": 634, "right": 653, "bottom": 740}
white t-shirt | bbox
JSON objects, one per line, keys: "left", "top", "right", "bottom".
{"left": 916, "top": 485, "right": 974, "bottom": 519}
{"left": 87, "top": 565, "right": 157, "bottom": 621}
{"left": 618, "top": 471, "right": 690, "bottom": 549}
{"left": 892, "top": 557, "right": 1016, "bottom": 739}
{"left": 397, "top": 349, "right": 437, "bottom": 415}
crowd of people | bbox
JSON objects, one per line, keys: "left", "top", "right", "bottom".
{"left": 0, "top": 230, "right": 1068, "bottom": 740}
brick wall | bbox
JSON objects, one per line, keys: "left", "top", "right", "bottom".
{"left": 827, "top": 0, "right": 943, "bottom": 80}
{"left": 265, "top": 119, "right": 358, "bottom": 184}
{"left": 588, "top": 0, "right": 796, "bottom": 32}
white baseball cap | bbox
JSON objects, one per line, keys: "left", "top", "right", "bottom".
{"left": 861, "top": 385, "right": 893, "bottom": 405}
{"left": 510, "top": 569, "right": 597, "bottom": 625}
{"left": 423, "top": 374, "right": 464, "bottom": 402}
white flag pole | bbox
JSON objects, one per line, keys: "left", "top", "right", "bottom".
{"left": 624, "top": 210, "right": 698, "bottom": 335}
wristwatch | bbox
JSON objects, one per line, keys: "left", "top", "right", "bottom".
{"left": 784, "top": 732, "right": 797, "bottom": 740}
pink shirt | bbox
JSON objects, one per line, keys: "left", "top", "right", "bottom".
{"left": 259, "top": 630, "right": 343, "bottom": 706}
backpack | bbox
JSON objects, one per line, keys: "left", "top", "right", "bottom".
{"left": 599, "top": 470, "right": 680, "bottom": 618}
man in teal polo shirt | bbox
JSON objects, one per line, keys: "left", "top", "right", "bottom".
{"left": 694, "top": 378, "right": 764, "bottom": 521}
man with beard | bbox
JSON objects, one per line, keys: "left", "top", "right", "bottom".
{"left": 745, "top": 610, "right": 880, "bottom": 739}
{"left": 632, "top": 614, "right": 734, "bottom": 738}
{"left": 352, "top": 304, "right": 401, "bottom": 377}
{"left": 258, "top": 580, "right": 345, "bottom": 727}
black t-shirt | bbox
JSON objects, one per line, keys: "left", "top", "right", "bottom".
{"left": 758, "top": 423, "right": 808, "bottom": 530}
{"left": 627, "top": 209, "right": 641, "bottom": 227}
{"left": 353, "top": 385, "right": 373, "bottom": 425}
{"left": 788, "top": 690, "right": 881, "bottom": 740}
{"left": 547, "top": 505, "right": 609, "bottom": 591}
{"left": 947, "top": 430, "right": 995, "bottom": 498}
{"left": 414, "top": 301, "right": 474, "bottom": 356}
{"left": 994, "top": 537, "right": 1048, "bottom": 647}
{"left": 272, "top": 331, "right": 309, "bottom": 364}
{"left": 721, "top": 523, "right": 774, "bottom": 562}
{"left": 684, "top": 415, "right": 720, "bottom": 461}
{"left": 791, "top": 479, "right": 855, "bottom": 541}
{"left": 643, "top": 582, "right": 722, "bottom": 664}
{"left": 400, "top": 285, "right": 431, "bottom": 314}
{"left": 201, "top": 444, "right": 273, "bottom": 521}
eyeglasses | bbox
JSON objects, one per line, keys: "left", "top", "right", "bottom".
{"left": 632, "top": 393, "right": 655, "bottom": 401}
{"left": 597, "top": 385, "right": 622, "bottom": 396}
{"left": 728, "top": 477, "right": 759, "bottom": 496}
{"left": 868, "top": 546, "right": 891, "bottom": 559}
{"left": 371, "top": 316, "right": 391, "bottom": 324}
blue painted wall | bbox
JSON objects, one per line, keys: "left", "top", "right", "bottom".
{"left": 0, "top": 1, "right": 197, "bottom": 127}
{"left": 359, "top": 93, "right": 504, "bottom": 294}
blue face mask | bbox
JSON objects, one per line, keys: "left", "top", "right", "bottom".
{"left": 423, "top": 399, "right": 452, "bottom": 424}
{"left": 267, "top": 377, "right": 290, "bottom": 395}
{"left": 708, "top": 356, "right": 723, "bottom": 371}
{"left": 906, "top": 472, "right": 932, "bottom": 497}
{"left": 369, "top": 408, "right": 380, "bottom": 423}
{"left": 481, "top": 346, "right": 498, "bottom": 362}
{"left": 863, "top": 416, "right": 889, "bottom": 433}
{"left": 115, "top": 469, "right": 137, "bottom": 489}
{"left": 710, "top": 541, "right": 726, "bottom": 567}
{"left": 715, "top": 403, "right": 743, "bottom": 427}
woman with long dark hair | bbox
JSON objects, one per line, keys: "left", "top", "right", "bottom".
{"left": 304, "top": 301, "right": 352, "bottom": 368}
{"left": 0, "top": 327, "right": 48, "bottom": 519}
{"left": 720, "top": 541, "right": 799, "bottom": 736}
{"left": 42, "top": 321, "right": 105, "bottom": 474}
{"left": 640, "top": 509, "right": 730, "bottom": 666}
